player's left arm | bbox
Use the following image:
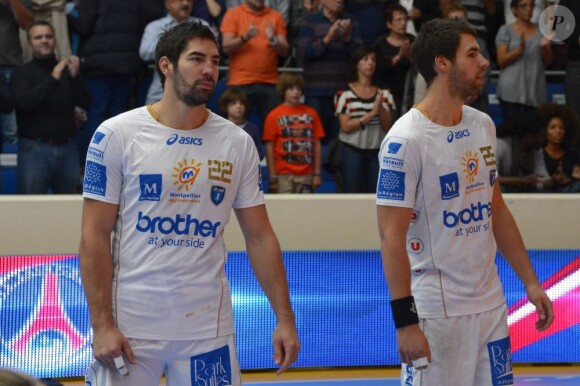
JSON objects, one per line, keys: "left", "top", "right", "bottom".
{"left": 491, "top": 182, "right": 554, "bottom": 331}
{"left": 234, "top": 204, "right": 300, "bottom": 374}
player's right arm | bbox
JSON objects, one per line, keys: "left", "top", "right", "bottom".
{"left": 79, "top": 198, "right": 135, "bottom": 368}
{"left": 377, "top": 205, "right": 431, "bottom": 368}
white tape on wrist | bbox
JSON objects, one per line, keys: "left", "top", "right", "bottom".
{"left": 113, "top": 355, "right": 128, "bottom": 375}
{"left": 412, "top": 357, "right": 428, "bottom": 369}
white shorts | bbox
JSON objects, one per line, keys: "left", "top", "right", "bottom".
{"left": 401, "top": 304, "right": 513, "bottom": 386}
{"left": 85, "top": 333, "right": 241, "bottom": 386}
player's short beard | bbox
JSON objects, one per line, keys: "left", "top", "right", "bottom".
{"left": 172, "top": 68, "right": 214, "bottom": 107}
{"left": 448, "top": 63, "right": 482, "bottom": 102}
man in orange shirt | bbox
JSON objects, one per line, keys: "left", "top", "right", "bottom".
{"left": 221, "top": 0, "right": 289, "bottom": 125}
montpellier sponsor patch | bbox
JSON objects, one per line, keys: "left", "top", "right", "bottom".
{"left": 139, "top": 174, "right": 162, "bottom": 201}
{"left": 439, "top": 172, "right": 459, "bottom": 200}
{"left": 190, "top": 345, "right": 232, "bottom": 385}
{"left": 83, "top": 161, "right": 106, "bottom": 196}
{"left": 487, "top": 337, "right": 514, "bottom": 385}
{"left": 377, "top": 169, "right": 405, "bottom": 201}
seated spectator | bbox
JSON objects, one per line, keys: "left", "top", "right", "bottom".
{"left": 374, "top": 4, "right": 414, "bottom": 119}
{"left": 533, "top": 103, "right": 580, "bottom": 192}
{"left": 140, "top": 1, "right": 211, "bottom": 105}
{"left": 296, "top": 0, "right": 363, "bottom": 140}
{"left": 11, "top": 20, "right": 91, "bottom": 194}
{"left": 221, "top": 0, "right": 289, "bottom": 125}
{"left": 335, "top": 46, "right": 395, "bottom": 193}
{"left": 263, "top": 72, "right": 325, "bottom": 193}
{"left": 495, "top": 0, "right": 552, "bottom": 122}
{"left": 219, "top": 86, "right": 264, "bottom": 159}
{"left": 496, "top": 109, "right": 547, "bottom": 192}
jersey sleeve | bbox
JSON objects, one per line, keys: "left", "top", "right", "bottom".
{"left": 376, "top": 131, "right": 421, "bottom": 208}
{"left": 232, "top": 133, "right": 265, "bottom": 209}
{"left": 82, "top": 125, "right": 124, "bottom": 204}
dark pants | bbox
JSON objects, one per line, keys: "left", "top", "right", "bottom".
{"left": 340, "top": 142, "right": 380, "bottom": 193}
{"left": 304, "top": 94, "right": 338, "bottom": 142}
{"left": 78, "top": 74, "right": 132, "bottom": 166}
{"left": 498, "top": 99, "right": 536, "bottom": 123}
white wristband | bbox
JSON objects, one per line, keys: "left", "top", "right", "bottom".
{"left": 412, "top": 357, "right": 429, "bottom": 369}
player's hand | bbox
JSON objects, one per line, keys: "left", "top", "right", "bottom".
{"left": 397, "top": 324, "right": 431, "bottom": 369}
{"left": 272, "top": 320, "right": 300, "bottom": 375}
{"left": 525, "top": 282, "right": 554, "bottom": 332}
{"left": 92, "top": 326, "right": 136, "bottom": 373}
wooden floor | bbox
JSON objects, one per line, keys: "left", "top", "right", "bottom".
{"left": 56, "top": 365, "right": 580, "bottom": 385}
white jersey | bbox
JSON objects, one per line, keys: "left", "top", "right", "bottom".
{"left": 376, "top": 106, "right": 505, "bottom": 318}
{"left": 82, "top": 107, "right": 264, "bottom": 340}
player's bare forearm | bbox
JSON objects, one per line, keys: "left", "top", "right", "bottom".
{"left": 79, "top": 199, "right": 118, "bottom": 331}
{"left": 377, "top": 205, "right": 413, "bottom": 299}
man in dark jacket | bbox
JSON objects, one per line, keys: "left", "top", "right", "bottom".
{"left": 68, "top": 0, "right": 141, "bottom": 166}
{"left": 11, "top": 20, "right": 91, "bottom": 194}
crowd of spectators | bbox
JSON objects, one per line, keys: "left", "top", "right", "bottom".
{"left": 0, "top": 0, "right": 578, "bottom": 194}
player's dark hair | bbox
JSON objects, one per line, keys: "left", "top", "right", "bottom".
{"left": 155, "top": 21, "right": 218, "bottom": 87}
{"left": 412, "top": 18, "right": 476, "bottom": 87}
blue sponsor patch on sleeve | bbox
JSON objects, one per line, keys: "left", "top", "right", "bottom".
{"left": 487, "top": 336, "right": 513, "bottom": 385}
{"left": 83, "top": 161, "right": 107, "bottom": 196}
{"left": 190, "top": 345, "right": 232, "bottom": 385}
{"left": 377, "top": 169, "right": 405, "bottom": 201}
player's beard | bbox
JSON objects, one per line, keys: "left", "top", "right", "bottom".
{"left": 448, "top": 64, "right": 482, "bottom": 102}
{"left": 172, "top": 68, "right": 215, "bottom": 107}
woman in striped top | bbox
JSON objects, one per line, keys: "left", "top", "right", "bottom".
{"left": 335, "top": 46, "right": 396, "bottom": 193}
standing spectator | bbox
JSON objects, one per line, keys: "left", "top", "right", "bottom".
{"left": 11, "top": 20, "right": 90, "bottom": 194}
{"left": 462, "top": 0, "right": 504, "bottom": 65}
{"left": 377, "top": 19, "right": 553, "bottom": 385}
{"left": 80, "top": 22, "right": 299, "bottom": 385}
{"left": 389, "top": 0, "right": 439, "bottom": 36}
{"left": 226, "top": 0, "right": 289, "bottom": 23}
{"left": 221, "top": 0, "right": 289, "bottom": 125}
{"left": 495, "top": 0, "right": 552, "bottom": 122}
{"left": 192, "top": 0, "right": 226, "bottom": 39}
{"left": 263, "top": 72, "right": 325, "bottom": 193}
{"left": 503, "top": 0, "right": 545, "bottom": 24}
{"left": 374, "top": 4, "right": 414, "bottom": 118}
{"left": 288, "top": 0, "right": 319, "bottom": 51}
{"left": 296, "top": 0, "right": 362, "bottom": 140}
{"left": 335, "top": 46, "right": 395, "bottom": 193}
{"left": 218, "top": 86, "right": 264, "bottom": 159}
{"left": 68, "top": 0, "right": 141, "bottom": 166}
{"left": 140, "top": 0, "right": 211, "bottom": 105}
{"left": 0, "top": 0, "right": 33, "bottom": 145}
{"left": 21, "top": 0, "right": 71, "bottom": 62}
{"left": 346, "top": 0, "right": 388, "bottom": 46}
{"left": 560, "top": 0, "right": 580, "bottom": 120}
